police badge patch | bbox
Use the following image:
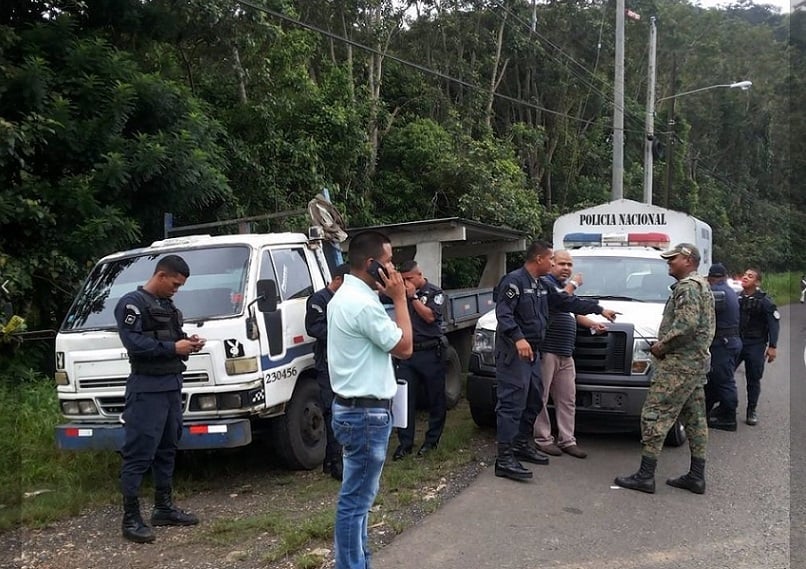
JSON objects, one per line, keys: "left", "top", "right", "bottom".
{"left": 433, "top": 293, "right": 444, "bottom": 306}
{"left": 773, "top": 310, "right": 780, "bottom": 320}
{"left": 123, "top": 304, "right": 140, "bottom": 326}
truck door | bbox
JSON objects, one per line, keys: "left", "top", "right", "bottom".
{"left": 256, "top": 247, "right": 315, "bottom": 361}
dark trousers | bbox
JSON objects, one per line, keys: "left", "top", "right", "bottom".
{"left": 396, "top": 348, "right": 447, "bottom": 449}
{"left": 736, "top": 340, "right": 767, "bottom": 410}
{"left": 705, "top": 336, "right": 742, "bottom": 416}
{"left": 120, "top": 389, "right": 182, "bottom": 497}
{"left": 316, "top": 369, "right": 341, "bottom": 461}
{"left": 495, "top": 346, "right": 543, "bottom": 446}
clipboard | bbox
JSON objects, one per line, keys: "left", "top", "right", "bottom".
{"left": 392, "top": 379, "right": 408, "bottom": 429}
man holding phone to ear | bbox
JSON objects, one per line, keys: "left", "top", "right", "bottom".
{"left": 327, "top": 231, "right": 413, "bottom": 569}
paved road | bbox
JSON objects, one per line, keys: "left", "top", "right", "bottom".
{"left": 376, "top": 304, "right": 802, "bottom": 569}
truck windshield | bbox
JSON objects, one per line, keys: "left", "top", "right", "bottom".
{"left": 62, "top": 246, "right": 251, "bottom": 331}
{"left": 571, "top": 256, "right": 674, "bottom": 302}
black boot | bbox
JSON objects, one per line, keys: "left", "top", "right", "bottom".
{"left": 122, "top": 496, "right": 155, "bottom": 543}
{"left": 151, "top": 488, "right": 199, "bottom": 526}
{"left": 614, "top": 455, "right": 657, "bottom": 494}
{"left": 708, "top": 410, "right": 737, "bottom": 432}
{"left": 746, "top": 406, "right": 758, "bottom": 426}
{"left": 324, "top": 454, "right": 343, "bottom": 482}
{"left": 666, "top": 457, "right": 706, "bottom": 494}
{"left": 494, "top": 444, "right": 533, "bottom": 481}
{"left": 512, "top": 438, "right": 549, "bottom": 465}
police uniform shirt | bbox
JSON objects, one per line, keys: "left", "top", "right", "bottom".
{"left": 305, "top": 286, "right": 335, "bottom": 373}
{"left": 114, "top": 287, "right": 185, "bottom": 393}
{"left": 410, "top": 281, "right": 445, "bottom": 342}
{"left": 739, "top": 290, "right": 780, "bottom": 348}
{"left": 710, "top": 280, "right": 740, "bottom": 339}
{"left": 495, "top": 267, "right": 603, "bottom": 347}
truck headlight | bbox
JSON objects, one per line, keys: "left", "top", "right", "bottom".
{"left": 61, "top": 401, "right": 80, "bottom": 415}
{"left": 472, "top": 329, "right": 496, "bottom": 366}
{"left": 197, "top": 395, "right": 218, "bottom": 411}
{"left": 632, "top": 339, "right": 654, "bottom": 374}
{"left": 78, "top": 400, "right": 98, "bottom": 414}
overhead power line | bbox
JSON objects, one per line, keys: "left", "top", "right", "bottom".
{"left": 235, "top": 0, "right": 614, "bottom": 127}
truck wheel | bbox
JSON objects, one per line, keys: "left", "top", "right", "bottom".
{"left": 470, "top": 405, "right": 496, "bottom": 429}
{"left": 444, "top": 346, "right": 462, "bottom": 409}
{"left": 274, "top": 376, "right": 326, "bottom": 470}
{"left": 665, "top": 419, "right": 687, "bottom": 447}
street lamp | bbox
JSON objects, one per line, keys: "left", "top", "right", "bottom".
{"left": 642, "top": 33, "right": 752, "bottom": 206}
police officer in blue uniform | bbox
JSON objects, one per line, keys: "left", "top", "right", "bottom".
{"left": 114, "top": 255, "right": 203, "bottom": 543}
{"left": 494, "top": 241, "right": 617, "bottom": 481}
{"left": 736, "top": 267, "right": 780, "bottom": 426}
{"left": 392, "top": 260, "right": 447, "bottom": 460}
{"left": 305, "top": 262, "right": 351, "bottom": 481}
{"left": 704, "top": 263, "right": 742, "bottom": 431}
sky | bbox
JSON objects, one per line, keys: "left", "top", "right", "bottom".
{"left": 695, "top": 0, "right": 791, "bottom": 11}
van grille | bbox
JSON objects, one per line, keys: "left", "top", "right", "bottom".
{"left": 573, "top": 328, "right": 629, "bottom": 374}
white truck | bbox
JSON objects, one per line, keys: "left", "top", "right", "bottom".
{"left": 55, "top": 217, "right": 525, "bottom": 468}
{"left": 466, "top": 199, "right": 712, "bottom": 445}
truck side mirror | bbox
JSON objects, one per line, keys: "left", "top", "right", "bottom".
{"left": 256, "top": 279, "right": 279, "bottom": 313}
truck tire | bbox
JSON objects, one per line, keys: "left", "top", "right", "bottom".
{"left": 273, "top": 376, "right": 326, "bottom": 470}
{"left": 444, "top": 346, "right": 462, "bottom": 409}
{"left": 665, "top": 419, "right": 687, "bottom": 447}
{"left": 470, "top": 405, "right": 496, "bottom": 429}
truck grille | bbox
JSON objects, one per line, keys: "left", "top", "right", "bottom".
{"left": 573, "top": 328, "right": 629, "bottom": 374}
{"left": 98, "top": 393, "right": 188, "bottom": 416}
{"left": 78, "top": 371, "right": 209, "bottom": 390}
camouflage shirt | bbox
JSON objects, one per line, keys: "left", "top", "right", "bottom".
{"left": 654, "top": 272, "right": 716, "bottom": 374}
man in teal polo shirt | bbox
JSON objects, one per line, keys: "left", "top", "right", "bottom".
{"left": 327, "top": 230, "right": 412, "bottom": 569}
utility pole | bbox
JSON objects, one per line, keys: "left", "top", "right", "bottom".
{"left": 642, "top": 16, "right": 657, "bottom": 204}
{"left": 612, "top": 0, "right": 625, "bottom": 200}
{"left": 663, "top": 57, "right": 677, "bottom": 209}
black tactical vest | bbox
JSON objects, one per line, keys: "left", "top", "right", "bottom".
{"left": 739, "top": 292, "right": 767, "bottom": 340}
{"left": 129, "top": 291, "right": 186, "bottom": 375}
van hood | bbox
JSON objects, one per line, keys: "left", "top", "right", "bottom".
{"left": 475, "top": 299, "right": 664, "bottom": 340}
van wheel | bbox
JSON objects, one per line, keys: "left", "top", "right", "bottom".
{"left": 665, "top": 419, "right": 687, "bottom": 447}
{"left": 274, "top": 376, "right": 326, "bottom": 470}
{"left": 444, "top": 346, "right": 462, "bottom": 409}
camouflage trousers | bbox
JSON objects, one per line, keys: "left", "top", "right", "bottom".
{"left": 641, "top": 369, "right": 708, "bottom": 460}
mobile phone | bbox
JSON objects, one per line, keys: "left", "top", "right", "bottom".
{"left": 367, "top": 260, "right": 388, "bottom": 284}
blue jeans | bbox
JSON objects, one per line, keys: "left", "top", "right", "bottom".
{"left": 332, "top": 403, "right": 393, "bottom": 569}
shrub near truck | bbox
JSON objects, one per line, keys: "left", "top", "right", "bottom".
{"left": 467, "top": 199, "right": 714, "bottom": 445}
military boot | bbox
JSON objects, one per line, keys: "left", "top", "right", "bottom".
{"left": 512, "top": 438, "right": 549, "bottom": 465}
{"left": 151, "top": 488, "right": 200, "bottom": 526}
{"left": 614, "top": 455, "right": 657, "bottom": 494}
{"left": 666, "top": 457, "right": 706, "bottom": 495}
{"left": 746, "top": 407, "right": 758, "bottom": 426}
{"left": 122, "top": 496, "right": 155, "bottom": 543}
{"left": 494, "top": 443, "right": 533, "bottom": 481}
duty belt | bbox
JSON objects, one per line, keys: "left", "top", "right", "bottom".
{"left": 715, "top": 326, "right": 739, "bottom": 338}
{"left": 413, "top": 338, "right": 440, "bottom": 351}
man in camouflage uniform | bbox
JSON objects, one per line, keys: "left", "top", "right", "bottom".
{"left": 614, "top": 243, "right": 715, "bottom": 495}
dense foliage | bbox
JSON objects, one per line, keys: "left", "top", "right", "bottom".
{"left": 0, "top": 0, "right": 799, "bottom": 366}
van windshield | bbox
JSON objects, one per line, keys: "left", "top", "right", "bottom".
{"left": 570, "top": 256, "right": 674, "bottom": 302}
{"left": 62, "top": 246, "right": 251, "bottom": 331}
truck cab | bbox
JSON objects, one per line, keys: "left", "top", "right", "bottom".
{"left": 466, "top": 199, "right": 713, "bottom": 445}
{"left": 55, "top": 232, "right": 332, "bottom": 469}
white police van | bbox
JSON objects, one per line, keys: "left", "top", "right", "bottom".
{"left": 467, "top": 199, "right": 713, "bottom": 445}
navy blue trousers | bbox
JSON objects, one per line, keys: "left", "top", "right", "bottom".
{"left": 120, "top": 389, "right": 182, "bottom": 497}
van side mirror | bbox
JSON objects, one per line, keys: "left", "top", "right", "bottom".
{"left": 256, "top": 279, "right": 278, "bottom": 313}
